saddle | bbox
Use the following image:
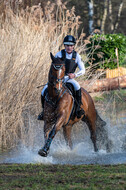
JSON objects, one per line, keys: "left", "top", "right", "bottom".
{"left": 65, "top": 82, "right": 76, "bottom": 98}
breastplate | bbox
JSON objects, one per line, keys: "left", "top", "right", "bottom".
{"left": 61, "top": 49, "right": 77, "bottom": 75}
{"left": 65, "top": 58, "right": 78, "bottom": 75}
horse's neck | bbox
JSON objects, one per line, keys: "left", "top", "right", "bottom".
{"left": 48, "top": 82, "right": 64, "bottom": 100}
{"left": 48, "top": 84, "right": 56, "bottom": 98}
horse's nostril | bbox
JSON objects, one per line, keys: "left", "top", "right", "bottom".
{"left": 56, "top": 79, "right": 62, "bottom": 83}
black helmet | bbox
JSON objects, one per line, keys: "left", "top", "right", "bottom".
{"left": 63, "top": 35, "right": 76, "bottom": 45}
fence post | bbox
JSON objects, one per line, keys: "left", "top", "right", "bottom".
{"left": 115, "top": 47, "right": 120, "bottom": 89}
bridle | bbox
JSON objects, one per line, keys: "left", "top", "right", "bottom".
{"left": 46, "top": 60, "right": 71, "bottom": 109}
{"left": 48, "top": 63, "right": 65, "bottom": 94}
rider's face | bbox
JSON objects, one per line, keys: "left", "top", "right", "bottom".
{"left": 64, "top": 45, "right": 74, "bottom": 54}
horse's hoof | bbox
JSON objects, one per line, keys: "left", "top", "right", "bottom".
{"left": 38, "top": 148, "right": 48, "bottom": 157}
{"left": 94, "top": 147, "right": 98, "bottom": 152}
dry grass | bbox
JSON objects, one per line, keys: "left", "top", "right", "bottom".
{"left": 0, "top": 1, "right": 105, "bottom": 151}
{"left": 0, "top": 1, "right": 87, "bottom": 150}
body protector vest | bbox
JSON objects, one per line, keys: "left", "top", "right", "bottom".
{"left": 61, "top": 49, "right": 77, "bottom": 75}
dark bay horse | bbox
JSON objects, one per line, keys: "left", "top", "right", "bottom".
{"left": 38, "top": 53, "right": 99, "bottom": 157}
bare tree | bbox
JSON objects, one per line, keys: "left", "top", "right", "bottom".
{"left": 100, "top": 0, "right": 124, "bottom": 34}
{"left": 101, "top": 0, "right": 108, "bottom": 34}
{"left": 112, "top": 0, "right": 124, "bottom": 33}
{"left": 108, "top": 0, "right": 114, "bottom": 31}
{"left": 88, "top": 0, "right": 94, "bottom": 34}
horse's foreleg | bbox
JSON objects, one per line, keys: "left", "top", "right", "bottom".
{"left": 44, "top": 124, "right": 51, "bottom": 144}
{"left": 63, "top": 125, "right": 73, "bottom": 149}
{"left": 38, "top": 124, "right": 56, "bottom": 157}
{"left": 38, "top": 115, "right": 65, "bottom": 157}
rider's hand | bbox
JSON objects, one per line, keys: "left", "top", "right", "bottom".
{"left": 68, "top": 73, "right": 75, "bottom": 79}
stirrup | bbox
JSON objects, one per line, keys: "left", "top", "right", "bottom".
{"left": 37, "top": 112, "right": 44, "bottom": 120}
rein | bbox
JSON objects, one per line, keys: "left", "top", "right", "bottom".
{"left": 46, "top": 59, "right": 74, "bottom": 126}
{"left": 49, "top": 63, "right": 65, "bottom": 91}
{"left": 47, "top": 62, "right": 66, "bottom": 106}
{"left": 45, "top": 87, "right": 67, "bottom": 107}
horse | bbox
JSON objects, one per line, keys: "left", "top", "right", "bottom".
{"left": 38, "top": 53, "right": 102, "bottom": 157}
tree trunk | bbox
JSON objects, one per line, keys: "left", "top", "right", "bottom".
{"left": 108, "top": 0, "right": 114, "bottom": 31}
{"left": 112, "top": 0, "right": 124, "bottom": 33}
{"left": 79, "top": 75, "right": 126, "bottom": 93}
{"left": 101, "top": 0, "right": 108, "bottom": 34}
{"left": 88, "top": 0, "right": 94, "bottom": 34}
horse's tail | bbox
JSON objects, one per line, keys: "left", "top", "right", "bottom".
{"left": 95, "top": 109, "right": 113, "bottom": 152}
{"left": 95, "top": 109, "right": 106, "bottom": 127}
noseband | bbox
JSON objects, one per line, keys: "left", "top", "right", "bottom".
{"left": 49, "top": 63, "right": 65, "bottom": 94}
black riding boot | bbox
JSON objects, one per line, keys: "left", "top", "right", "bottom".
{"left": 76, "top": 89, "right": 85, "bottom": 119}
{"left": 37, "top": 95, "right": 45, "bottom": 120}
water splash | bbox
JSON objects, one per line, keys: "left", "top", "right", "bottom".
{"left": 1, "top": 140, "right": 126, "bottom": 165}
{"left": 0, "top": 111, "right": 126, "bottom": 165}
{"left": 1, "top": 145, "right": 54, "bottom": 164}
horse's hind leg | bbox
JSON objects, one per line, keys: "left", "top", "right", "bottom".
{"left": 63, "top": 125, "right": 73, "bottom": 149}
{"left": 83, "top": 117, "right": 98, "bottom": 152}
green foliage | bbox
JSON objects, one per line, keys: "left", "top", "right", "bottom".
{"left": 86, "top": 34, "right": 126, "bottom": 70}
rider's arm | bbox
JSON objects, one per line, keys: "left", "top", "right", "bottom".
{"left": 55, "top": 51, "right": 85, "bottom": 79}
{"left": 55, "top": 51, "right": 62, "bottom": 58}
{"left": 74, "top": 53, "right": 85, "bottom": 78}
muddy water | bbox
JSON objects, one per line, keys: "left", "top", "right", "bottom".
{"left": 0, "top": 106, "right": 126, "bottom": 165}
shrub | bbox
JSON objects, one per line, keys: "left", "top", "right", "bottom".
{"left": 86, "top": 34, "right": 126, "bottom": 70}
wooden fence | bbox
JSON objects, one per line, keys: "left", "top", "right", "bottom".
{"left": 106, "top": 67, "right": 126, "bottom": 78}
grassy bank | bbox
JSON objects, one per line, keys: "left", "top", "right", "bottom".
{"left": 0, "top": 164, "right": 126, "bottom": 190}
{"left": 93, "top": 89, "right": 126, "bottom": 104}
{"left": 92, "top": 89, "right": 126, "bottom": 123}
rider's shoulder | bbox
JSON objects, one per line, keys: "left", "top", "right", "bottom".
{"left": 55, "top": 51, "right": 62, "bottom": 58}
{"left": 76, "top": 52, "right": 81, "bottom": 59}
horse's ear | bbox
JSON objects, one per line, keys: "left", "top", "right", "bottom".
{"left": 50, "top": 52, "right": 56, "bottom": 63}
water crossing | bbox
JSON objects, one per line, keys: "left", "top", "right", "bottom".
{"left": 0, "top": 108, "right": 126, "bottom": 165}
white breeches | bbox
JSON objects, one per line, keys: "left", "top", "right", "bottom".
{"left": 65, "top": 78, "right": 80, "bottom": 90}
{"left": 41, "top": 84, "right": 48, "bottom": 96}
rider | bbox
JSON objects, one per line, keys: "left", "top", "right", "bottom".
{"left": 38, "top": 35, "right": 85, "bottom": 120}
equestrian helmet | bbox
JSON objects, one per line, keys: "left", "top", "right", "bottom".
{"left": 63, "top": 35, "right": 76, "bottom": 45}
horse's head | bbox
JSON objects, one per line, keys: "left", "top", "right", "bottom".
{"left": 48, "top": 53, "right": 65, "bottom": 95}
